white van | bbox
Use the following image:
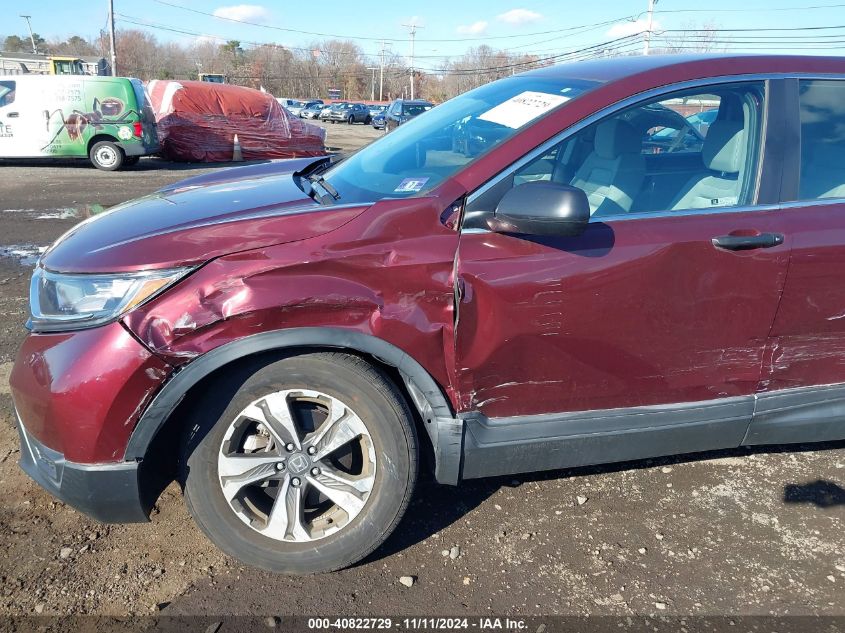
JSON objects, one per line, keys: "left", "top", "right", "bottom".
{"left": 0, "top": 75, "right": 159, "bottom": 170}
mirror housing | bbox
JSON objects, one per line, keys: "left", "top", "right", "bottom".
{"left": 490, "top": 181, "right": 591, "bottom": 237}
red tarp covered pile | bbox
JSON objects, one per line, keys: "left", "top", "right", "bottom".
{"left": 147, "top": 80, "right": 326, "bottom": 162}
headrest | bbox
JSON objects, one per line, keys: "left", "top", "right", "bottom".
{"left": 594, "top": 119, "right": 641, "bottom": 159}
{"left": 703, "top": 120, "right": 746, "bottom": 173}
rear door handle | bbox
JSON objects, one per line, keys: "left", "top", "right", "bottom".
{"left": 712, "top": 233, "right": 784, "bottom": 251}
{"left": 6, "top": 112, "right": 18, "bottom": 118}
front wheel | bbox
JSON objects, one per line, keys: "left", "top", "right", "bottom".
{"left": 89, "top": 140, "right": 124, "bottom": 171}
{"left": 181, "top": 353, "right": 418, "bottom": 574}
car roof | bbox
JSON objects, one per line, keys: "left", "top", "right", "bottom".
{"left": 399, "top": 99, "right": 433, "bottom": 105}
{"left": 519, "top": 53, "right": 845, "bottom": 84}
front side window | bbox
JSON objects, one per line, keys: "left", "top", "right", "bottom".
{"left": 320, "top": 76, "right": 598, "bottom": 204}
{"left": 465, "top": 81, "right": 765, "bottom": 224}
{"left": 798, "top": 79, "right": 845, "bottom": 200}
{"left": 0, "top": 81, "right": 15, "bottom": 107}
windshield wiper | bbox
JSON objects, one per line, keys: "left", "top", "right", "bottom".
{"left": 307, "top": 174, "right": 340, "bottom": 201}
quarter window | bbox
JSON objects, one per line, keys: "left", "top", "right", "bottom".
{"left": 798, "top": 79, "right": 845, "bottom": 200}
{"left": 465, "top": 81, "right": 765, "bottom": 225}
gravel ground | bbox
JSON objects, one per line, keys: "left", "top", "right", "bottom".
{"left": 0, "top": 120, "right": 843, "bottom": 620}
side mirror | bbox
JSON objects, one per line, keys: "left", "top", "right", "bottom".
{"left": 490, "top": 181, "right": 591, "bottom": 237}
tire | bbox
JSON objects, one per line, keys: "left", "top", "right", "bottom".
{"left": 181, "top": 352, "right": 419, "bottom": 574}
{"left": 347, "top": 115, "right": 354, "bottom": 125}
{"left": 89, "top": 140, "right": 124, "bottom": 171}
{"left": 365, "top": 116, "right": 372, "bottom": 125}
{"left": 124, "top": 155, "right": 140, "bottom": 166}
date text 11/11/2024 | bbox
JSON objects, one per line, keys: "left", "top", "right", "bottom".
{"left": 306, "top": 617, "right": 531, "bottom": 630}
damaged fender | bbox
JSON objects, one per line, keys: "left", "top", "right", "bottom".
{"left": 122, "top": 191, "right": 468, "bottom": 484}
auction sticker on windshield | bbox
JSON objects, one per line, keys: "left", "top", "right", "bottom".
{"left": 478, "top": 91, "right": 570, "bottom": 129}
{"left": 394, "top": 177, "right": 429, "bottom": 193}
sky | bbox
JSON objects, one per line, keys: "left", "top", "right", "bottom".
{"left": 4, "top": 0, "right": 845, "bottom": 66}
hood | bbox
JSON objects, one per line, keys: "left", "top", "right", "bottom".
{"left": 41, "top": 157, "right": 368, "bottom": 273}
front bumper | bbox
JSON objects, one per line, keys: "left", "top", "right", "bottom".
{"left": 18, "top": 417, "right": 148, "bottom": 522}
{"left": 10, "top": 322, "right": 172, "bottom": 463}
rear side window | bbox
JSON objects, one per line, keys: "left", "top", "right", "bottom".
{"left": 798, "top": 79, "right": 845, "bottom": 200}
{"left": 0, "top": 80, "right": 15, "bottom": 107}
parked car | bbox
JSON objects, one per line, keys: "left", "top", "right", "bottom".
{"left": 295, "top": 100, "right": 323, "bottom": 117}
{"left": 371, "top": 111, "right": 386, "bottom": 130}
{"left": 383, "top": 98, "right": 433, "bottom": 131}
{"left": 301, "top": 103, "right": 328, "bottom": 119}
{"left": 368, "top": 104, "right": 387, "bottom": 117}
{"left": 0, "top": 75, "right": 159, "bottom": 170}
{"left": 319, "top": 102, "right": 347, "bottom": 121}
{"left": 323, "top": 102, "right": 371, "bottom": 124}
{"left": 14, "top": 54, "right": 845, "bottom": 576}
{"left": 147, "top": 80, "right": 325, "bottom": 162}
{"left": 284, "top": 100, "right": 306, "bottom": 116}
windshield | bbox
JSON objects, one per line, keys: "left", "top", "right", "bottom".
{"left": 403, "top": 104, "right": 432, "bottom": 117}
{"left": 321, "top": 76, "right": 598, "bottom": 203}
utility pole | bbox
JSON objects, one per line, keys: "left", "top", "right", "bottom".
{"left": 367, "top": 67, "right": 378, "bottom": 101}
{"left": 378, "top": 40, "right": 389, "bottom": 102}
{"left": 401, "top": 21, "right": 423, "bottom": 100}
{"left": 20, "top": 15, "right": 37, "bottom": 54}
{"left": 108, "top": 0, "right": 117, "bottom": 76}
{"left": 643, "top": 0, "right": 657, "bottom": 56}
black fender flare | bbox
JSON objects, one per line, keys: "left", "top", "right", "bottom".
{"left": 124, "top": 327, "right": 463, "bottom": 485}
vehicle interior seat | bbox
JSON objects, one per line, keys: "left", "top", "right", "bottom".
{"left": 669, "top": 95, "right": 750, "bottom": 211}
{"left": 569, "top": 119, "right": 646, "bottom": 216}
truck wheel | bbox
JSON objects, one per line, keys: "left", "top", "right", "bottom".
{"left": 89, "top": 141, "right": 124, "bottom": 171}
{"left": 181, "top": 352, "right": 419, "bottom": 574}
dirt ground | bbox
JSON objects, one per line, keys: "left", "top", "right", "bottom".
{"left": 0, "top": 120, "right": 843, "bottom": 620}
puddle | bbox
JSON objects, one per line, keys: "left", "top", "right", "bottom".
{"left": 3, "top": 203, "right": 107, "bottom": 220}
{"left": 0, "top": 244, "right": 48, "bottom": 266}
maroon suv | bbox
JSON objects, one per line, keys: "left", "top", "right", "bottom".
{"left": 11, "top": 54, "right": 845, "bottom": 574}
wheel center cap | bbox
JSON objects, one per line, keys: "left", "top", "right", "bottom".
{"left": 287, "top": 452, "right": 311, "bottom": 475}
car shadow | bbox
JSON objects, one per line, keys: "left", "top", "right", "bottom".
{"left": 363, "top": 439, "right": 845, "bottom": 565}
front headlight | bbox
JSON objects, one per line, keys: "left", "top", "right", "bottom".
{"left": 29, "top": 267, "right": 191, "bottom": 332}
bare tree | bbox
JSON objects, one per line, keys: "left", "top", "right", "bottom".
{"left": 655, "top": 21, "right": 728, "bottom": 54}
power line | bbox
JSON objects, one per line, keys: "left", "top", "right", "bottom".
{"left": 652, "top": 1, "right": 845, "bottom": 14}
{"left": 149, "top": 0, "right": 638, "bottom": 43}
{"left": 663, "top": 23, "right": 845, "bottom": 32}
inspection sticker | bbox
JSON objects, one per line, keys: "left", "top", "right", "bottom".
{"left": 394, "top": 177, "right": 429, "bottom": 193}
{"left": 478, "top": 91, "right": 570, "bottom": 129}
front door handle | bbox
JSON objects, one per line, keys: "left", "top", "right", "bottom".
{"left": 712, "top": 232, "right": 784, "bottom": 251}
{"left": 6, "top": 112, "right": 18, "bottom": 118}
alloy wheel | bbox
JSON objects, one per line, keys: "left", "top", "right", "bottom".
{"left": 217, "top": 389, "right": 377, "bottom": 543}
